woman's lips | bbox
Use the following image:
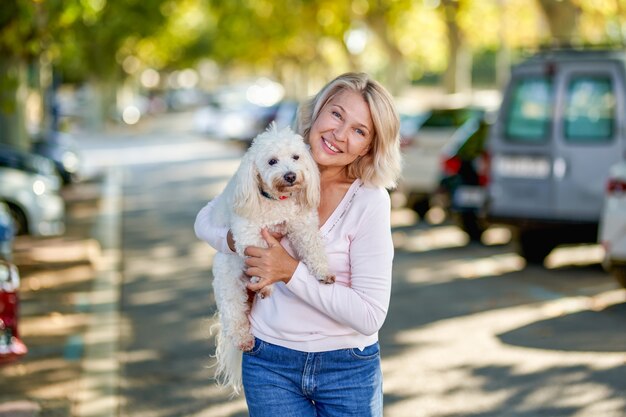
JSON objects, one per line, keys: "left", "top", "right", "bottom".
{"left": 322, "top": 137, "right": 340, "bottom": 154}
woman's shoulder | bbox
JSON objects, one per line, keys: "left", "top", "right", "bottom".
{"left": 352, "top": 181, "right": 390, "bottom": 210}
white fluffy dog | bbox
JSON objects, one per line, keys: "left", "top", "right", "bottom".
{"left": 210, "top": 123, "right": 334, "bottom": 392}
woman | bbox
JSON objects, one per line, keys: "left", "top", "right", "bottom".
{"left": 195, "top": 72, "right": 402, "bottom": 416}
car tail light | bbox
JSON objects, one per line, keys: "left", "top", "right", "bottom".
{"left": 606, "top": 178, "right": 626, "bottom": 194}
{"left": 400, "top": 136, "right": 413, "bottom": 149}
{"left": 442, "top": 155, "right": 461, "bottom": 176}
{"left": 0, "top": 261, "right": 27, "bottom": 364}
{"left": 478, "top": 151, "right": 490, "bottom": 186}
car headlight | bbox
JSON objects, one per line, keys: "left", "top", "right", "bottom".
{"left": 33, "top": 179, "right": 46, "bottom": 195}
{"left": 62, "top": 151, "right": 79, "bottom": 173}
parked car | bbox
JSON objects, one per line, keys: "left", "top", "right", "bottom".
{"left": 272, "top": 100, "right": 299, "bottom": 130}
{"left": 399, "top": 106, "right": 484, "bottom": 217}
{"left": 31, "top": 131, "right": 82, "bottom": 185}
{"left": 598, "top": 161, "right": 626, "bottom": 289}
{"left": 0, "top": 259, "right": 27, "bottom": 364}
{"left": 0, "top": 202, "right": 15, "bottom": 260}
{"left": 0, "top": 165, "right": 65, "bottom": 236}
{"left": 193, "top": 79, "right": 284, "bottom": 143}
{"left": 485, "top": 49, "right": 626, "bottom": 264}
{"left": 438, "top": 111, "right": 491, "bottom": 240}
{"left": 0, "top": 144, "right": 61, "bottom": 189}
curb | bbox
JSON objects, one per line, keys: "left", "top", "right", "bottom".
{"left": 0, "top": 400, "right": 41, "bottom": 417}
{"left": 73, "top": 167, "right": 123, "bottom": 417}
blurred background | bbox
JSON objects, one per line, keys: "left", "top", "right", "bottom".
{"left": 2, "top": 0, "right": 622, "bottom": 143}
{"left": 1, "top": 1, "right": 626, "bottom": 417}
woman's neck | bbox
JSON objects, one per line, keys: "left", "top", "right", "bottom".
{"left": 319, "top": 166, "right": 349, "bottom": 184}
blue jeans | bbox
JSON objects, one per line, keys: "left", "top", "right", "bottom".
{"left": 242, "top": 338, "right": 383, "bottom": 417}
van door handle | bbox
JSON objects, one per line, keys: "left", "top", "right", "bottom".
{"left": 553, "top": 157, "right": 567, "bottom": 179}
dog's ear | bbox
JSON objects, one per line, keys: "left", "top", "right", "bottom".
{"left": 297, "top": 150, "right": 321, "bottom": 210}
{"left": 232, "top": 152, "right": 262, "bottom": 217}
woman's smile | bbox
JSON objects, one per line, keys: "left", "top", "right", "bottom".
{"left": 322, "top": 137, "right": 341, "bottom": 154}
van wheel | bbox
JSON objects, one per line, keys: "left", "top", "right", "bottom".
{"left": 457, "top": 212, "right": 485, "bottom": 242}
{"left": 517, "top": 230, "right": 555, "bottom": 265}
{"left": 611, "top": 267, "right": 626, "bottom": 289}
{"left": 413, "top": 199, "right": 430, "bottom": 219}
{"left": 7, "top": 204, "right": 27, "bottom": 236}
{"left": 407, "top": 195, "right": 431, "bottom": 219}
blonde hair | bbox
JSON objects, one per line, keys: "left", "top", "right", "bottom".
{"left": 296, "top": 72, "right": 402, "bottom": 189}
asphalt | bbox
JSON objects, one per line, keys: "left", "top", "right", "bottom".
{"left": 0, "top": 167, "right": 122, "bottom": 417}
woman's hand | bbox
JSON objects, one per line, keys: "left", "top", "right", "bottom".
{"left": 227, "top": 228, "right": 284, "bottom": 253}
{"left": 245, "top": 229, "right": 298, "bottom": 292}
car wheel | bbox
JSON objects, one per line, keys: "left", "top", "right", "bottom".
{"left": 457, "top": 212, "right": 485, "bottom": 242}
{"left": 410, "top": 197, "right": 431, "bottom": 219}
{"left": 7, "top": 204, "right": 27, "bottom": 236}
{"left": 517, "top": 230, "right": 555, "bottom": 265}
{"left": 611, "top": 266, "right": 626, "bottom": 290}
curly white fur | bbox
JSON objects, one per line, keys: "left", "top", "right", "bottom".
{"left": 210, "top": 123, "right": 334, "bottom": 393}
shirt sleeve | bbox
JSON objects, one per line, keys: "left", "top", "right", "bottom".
{"left": 285, "top": 190, "right": 393, "bottom": 336}
{"left": 194, "top": 195, "right": 235, "bottom": 254}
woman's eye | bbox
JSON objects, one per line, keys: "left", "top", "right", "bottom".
{"left": 292, "top": 155, "right": 300, "bottom": 161}
{"left": 268, "top": 158, "right": 278, "bottom": 165}
{"left": 332, "top": 111, "right": 341, "bottom": 119}
{"left": 355, "top": 128, "right": 365, "bottom": 136}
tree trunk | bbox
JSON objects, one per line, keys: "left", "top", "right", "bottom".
{"left": 537, "top": 0, "right": 581, "bottom": 46}
{"left": 0, "top": 57, "right": 29, "bottom": 149}
{"left": 496, "top": 0, "right": 511, "bottom": 91}
{"left": 442, "top": 0, "right": 471, "bottom": 94}
{"left": 82, "top": 76, "right": 118, "bottom": 131}
{"left": 340, "top": 41, "right": 362, "bottom": 74}
{"left": 366, "top": 14, "right": 407, "bottom": 95}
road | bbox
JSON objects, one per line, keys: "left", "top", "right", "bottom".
{"left": 86, "top": 112, "right": 625, "bottom": 417}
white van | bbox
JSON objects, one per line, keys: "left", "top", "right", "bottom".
{"left": 485, "top": 49, "right": 626, "bottom": 263}
{"left": 598, "top": 160, "right": 626, "bottom": 289}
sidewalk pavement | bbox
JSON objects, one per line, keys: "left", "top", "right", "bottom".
{"left": 0, "top": 168, "right": 122, "bottom": 417}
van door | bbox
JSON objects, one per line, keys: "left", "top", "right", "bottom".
{"left": 488, "top": 68, "right": 556, "bottom": 219}
{"left": 553, "top": 62, "right": 625, "bottom": 222}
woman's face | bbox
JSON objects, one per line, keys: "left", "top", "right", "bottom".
{"left": 308, "top": 89, "right": 374, "bottom": 171}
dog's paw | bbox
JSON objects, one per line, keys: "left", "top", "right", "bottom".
{"left": 319, "top": 274, "right": 335, "bottom": 284}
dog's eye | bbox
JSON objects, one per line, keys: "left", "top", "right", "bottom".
{"left": 292, "top": 155, "right": 300, "bottom": 161}
{"left": 268, "top": 158, "right": 278, "bottom": 166}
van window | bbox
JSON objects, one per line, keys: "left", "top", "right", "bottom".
{"left": 505, "top": 77, "right": 553, "bottom": 142}
{"left": 564, "top": 76, "right": 615, "bottom": 142}
{"left": 422, "top": 108, "right": 476, "bottom": 129}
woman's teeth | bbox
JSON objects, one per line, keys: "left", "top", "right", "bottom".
{"left": 324, "top": 138, "right": 340, "bottom": 152}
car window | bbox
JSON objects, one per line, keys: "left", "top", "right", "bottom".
{"left": 423, "top": 109, "right": 474, "bottom": 128}
{"left": 564, "top": 76, "right": 615, "bottom": 142}
{"left": 505, "top": 77, "right": 553, "bottom": 142}
{"left": 0, "top": 148, "right": 55, "bottom": 176}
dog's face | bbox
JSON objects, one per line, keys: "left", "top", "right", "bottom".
{"left": 252, "top": 134, "right": 312, "bottom": 198}
{"left": 233, "top": 125, "right": 321, "bottom": 216}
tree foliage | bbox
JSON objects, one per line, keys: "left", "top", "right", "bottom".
{"left": 4, "top": 0, "right": 626, "bottom": 90}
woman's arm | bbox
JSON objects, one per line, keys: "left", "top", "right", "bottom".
{"left": 285, "top": 205, "right": 393, "bottom": 336}
{"left": 194, "top": 195, "right": 236, "bottom": 254}
{"left": 246, "top": 192, "right": 393, "bottom": 336}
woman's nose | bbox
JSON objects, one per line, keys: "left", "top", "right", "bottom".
{"left": 334, "top": 123, "right": 348, "bottom": 141}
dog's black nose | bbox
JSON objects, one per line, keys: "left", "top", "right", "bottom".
{"left": 284, "top": 172, "right": 296, "bottom": 184}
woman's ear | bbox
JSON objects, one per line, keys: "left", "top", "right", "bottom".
{"left": 233, "top": 153, "right": 262, "bottom": 217}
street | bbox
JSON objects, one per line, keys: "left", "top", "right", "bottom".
{"left": 2, "top": 112, "right": 625, "bottom": 417}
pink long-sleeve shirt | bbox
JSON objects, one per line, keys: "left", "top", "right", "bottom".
{"left": 194, "top": 179, "right": 394, "bottom": 352}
